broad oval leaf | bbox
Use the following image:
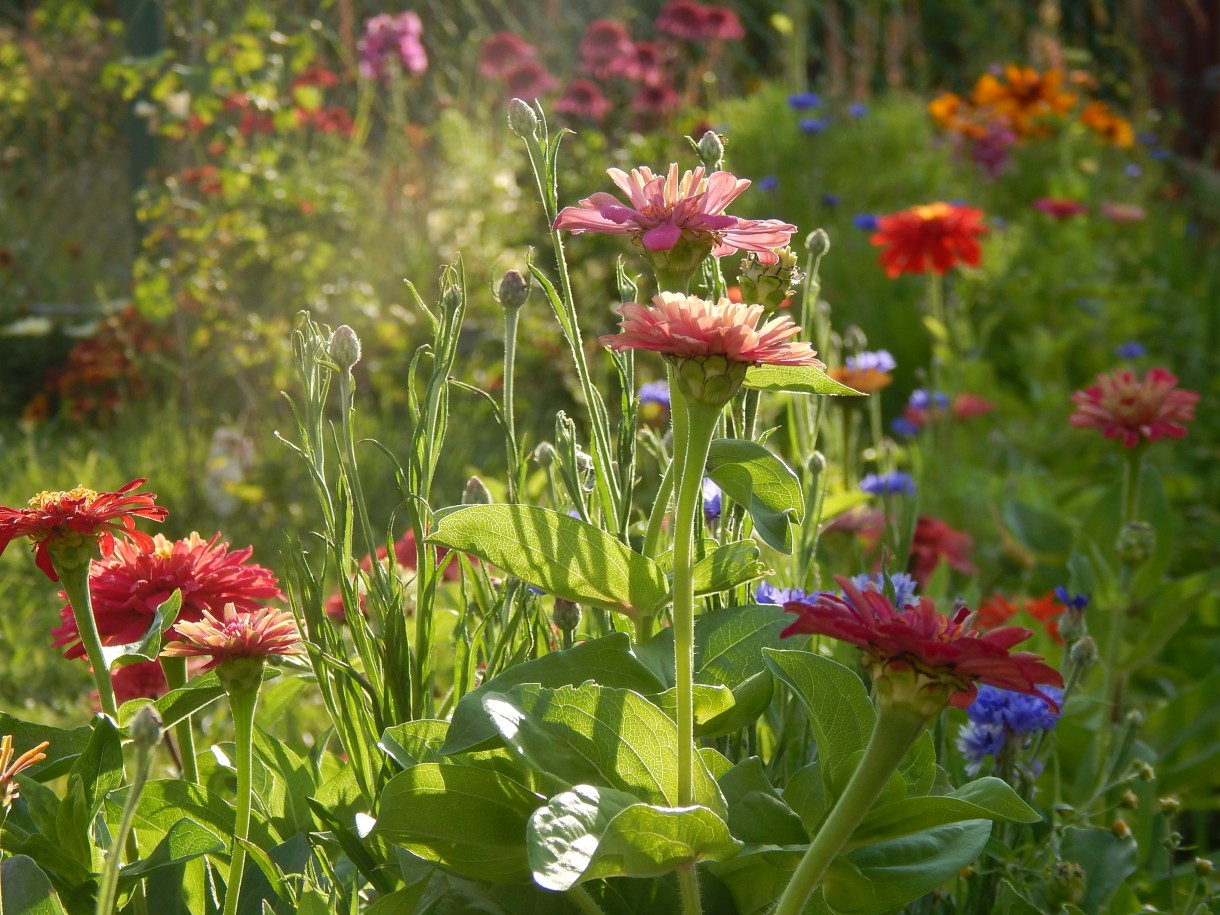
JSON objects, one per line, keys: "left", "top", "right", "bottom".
{"left": 850, "top": 777, "right": 1039, "bottom": 846}
{"left": 527, "top": 785, "right": 741, "bottom": 891}
{"left": 706, "top": 439, "right": 803, "bottom": 553}
{"left": 375, "top": 763, "right": 544, "bottom": 884}
{"left": 689, "top": 540, "right": 768, "bottom": 598}
{"left": 0, "top": 855, "right": 67, "bottom": 915}
{"left": 427, "top": 505, "right": 668, "bottom": 617}
{"left": 116, "top": 817, "right": 225, "bottom": 886}
{"left": 744, "top": 364, "right": 864, "bottom": 397}
{"left": 719, "top": 757, "right": 808, "bottom": 846}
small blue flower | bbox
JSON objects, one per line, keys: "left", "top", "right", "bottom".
{"left": 1125, "top": 164, "right": 1142, "bottom": 178}
{"left": 890, "top": 416, "right": 921, "bottom": 439}
{"left": 755, "top": 582, "right": 808, "bottom": 605}
{"left": 788, "top": 92, "right": 820, "bottom": 111}
{"left": 845, "top": 349, "right": 897, "bottom": 373}
{"left": 848, "top": 102, "right": 868, "bottom": 118}
{"left": 799, "top": 117, "right": 827, "bottom": 135}
{"left": 909, "top": 389, "right": 949, "bottom": 410}
{"left": 1115, "top": 341, "right": 1146, "bottom": 359}
{"left": 849, "top": 571, "right": 918, "bottom": 607}
{"left": 956, "top": 721, "right": 1007, "bottom": 774}
{"left": 1053, "top": 586, "right": 1090, "bottom": 612}
{"left": 959, "top": 684, "right": 1063, "bottom": 776}
{"left": 821, "top": 193, "right": 841, "bottom": 207}
{"left": 860, "top": 471, "right": 915, "bottom": 497}
{"left": 637, "top": 380, "right": 671, "bottom": 408}
{"left": 852, "top": 213, "right": 879, "bottom": 231}
{"left": 991, "top": 216, "right": 1006, "bottom": 229}
{"left": 757, "top": 175, "right": 780, "bottom": 192}
{"left": 702, "top": 478, "right": 722, "bottom": 522}
{"left": 1149, "top": 147, "right": 1171, "bottom": 162}
{"left": 1136, "top": 131, "right": 1159, "bottom": 146}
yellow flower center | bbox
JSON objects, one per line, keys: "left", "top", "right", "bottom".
{"left": 913, "top": 202, "right": 953, "bottom": 222}
{"left": 152, "top": 533, "right": 175, "bottom": 560}
{"left": 28, "top": 485, "right": 98, "bottom": 511}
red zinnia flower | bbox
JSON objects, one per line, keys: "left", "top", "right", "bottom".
{"left": 782, "top": 577, "right": 1063, "bottom": 711}
{"left": 51, "top": 531, "right": 282, "bottom": 660}
{"left": 975, "top": 592, "right": 1018, "bottom": 629}
{"left": 1023, "top": 591, "right": 1064, "bottom": 643}
{"left": 0, "top": 480, "right": 168, "bottom": 581}
{"left": 655, "top": 0, "right": 709, "bottom": 40}
{"left": 869, "top": 202, "right": 988, "bottom": 277}
{"left": 555, "top": 80, "right": 612, "bottom": 122}
{"left": 478, "top": 32, "right": 536, "bottom": 79}
{"left": 908, "top": 516, "right": 975, "bottom": 587}
{"left": 1033, "top": 197, "right": 1088, "bottom": 219}
{"left": 554, "top": 164, "right": 796, "bottom": 264}
{"left": 324, "top": 528, "right": 461, "bottom": 620}
{"left": 1069, "top": 367, "right": 1198, "bottom": 448}
{"left": 161, "top": 603, "right": 304, "bottom": 667}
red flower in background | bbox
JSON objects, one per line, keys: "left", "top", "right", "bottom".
{"left": 1033, "top": 197, "right": 1088, "bottom": 219}
{"left": 578, "top": 19, "right": 636, "bottom": 78}
{"left": 870, "top": 202, "right": 988, "bottom": 277}
{"left": 976, "top": 591, "right": 1062, "bottom": 642}
{"left": 1070, "top": 368, "right": 1198, "bottom": 447}
{"left": 555, "top": 80, "right": 612, "bottom": 122}
{"left": 908, "top": 516, "right": 975, "bottom": 586}
{"left": 782, "top": 577, "right": 1063, "bottom": 710}
{"left": 478, "top": 32, "right": 537, "bottom": 79}
{"left": 325, "top": 528, "right": 461, "bottom": 620}
{"left": 0, "top": 480, "right": 167, "bottom": 581}
{"left": 504, "top": 60, "right": 558, "bottom": 101}
{"left": 656, "top": 1, "right": 744, "bottom": 42}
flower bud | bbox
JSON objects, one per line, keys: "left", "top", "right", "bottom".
{"left": 1120, "top": 790, "right": 1139, "bottom": 809}
{"left": 1069, "top": 635, "right": 1098, "bottom": 670}
{"left": 130, "top": 704, "right": 164, "bottom": 751}
{"left": 462, "top": 476, "right": 493, "bottom": 505}
{"left": 1044, "top": 860, "right": 1087, "bottom": 907}
{"left": 328, "top": 325, "right": 362, "bottom": 371}
{"left": 1135, "top": 760, "right": 1156, "bottom": 781}
{"left": 615, "top": 259, "right": 639, "bottom": 305}
{"left": 1195, "top": 857, "right": 1214, "bottom": 877}
{"left": 806, "top": 227, "right": 831, "bottom": 259}
{"left": 1058, "top": 606, "right": 1087, "bottom": 642}
{"left": 507, "top": 98, "right": 538, "bottom": 138}
{"left": 737, "top": 247, "right": 803, "bottom": 312}
{"left": 1159, "top": 796, "right": 1181, "bottom": 817}
{"left": 671, "top": 354, "right": 749, "bottom": 406}
{"left": 696, "top": 130, "right": 725, "bottom": 171}
{"left": 553, "top": 598, "right": 581, "bottom": 633}
{"left": 533, "top": 441, "right": 556, "bottom": 467}
{"left": 1112, "top": 819, "right": 1132, "bottom": 839}
{"left": 496, "top": 270, "right": 529, "bottom": 311}
{"left": 1117, "top": 521, "right": 1156, "bottom": 566}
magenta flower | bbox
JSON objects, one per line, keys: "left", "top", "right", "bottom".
{"left": 655, "top": 0, "right": 709, "bottom": 40}
{"left": 358, "top": 12, "right": 428, "bottom": 81}
{"left": 555, "top": 80, "right": 612, "bottom": 122}
{"left": 554, "top": 164, "right": 796, "bottom": 264}
{"left": 478, "top": 32, "right": 536, "bottom": 79}
{"left": 1033, "top": 197, "right": 1088, "bottom": 219}
{"left": 599, "top": 292, "right": 823, "bottom": 366}
{"left": 629, "top": 83, "right": 682, "bottom": 117}
{"left": 1070, "top": 367, "right": 1199, "bottom": 447}
{"left": 701, "top": 6, "right": 745, "bottom": 40}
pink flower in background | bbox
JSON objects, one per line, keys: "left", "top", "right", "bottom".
{"left": 162, "top": 603, "right": 304, "bottom": 667}
{"left": 579, "top": 19, "right": 636, "bottom": 78}
{"left": 621, "top": 40, "right": 673, "bottom": 84}
{"left": 599, "top": 292, "right": 824, "bottom": 366}
{"left": 629, "top": 83, "right": 682, "bottom": 117}
{"left": 1070, "top": 367, "right": 1198, "bottom": 447}
{"left": 1099, "top": 202, "right": 1147, "bottom": 224}
{"left": 1034, "top": 197, "right": 1088, "bottom": 219}
{"left": 504, "top": 60, "right": 558, "bottom": 101}
{"left": 655, "top": 0, "right": 709, "bottom": 40}
{"left": 555, "top": 80, "right": 612, "bottom": 122}
{"left": 700, "top": 5, "right": 745, "bottom": 40}
{"left": 478, "top": 31, "right": 536, "bottom": 78}
{"left": 358, "top": 11, "right": 428, "bottom": 81}
{"left": 554, "top": 164, "right": 796, "bottom": 263}
{"left": 951, "top": 392, "right": 996, "bottom": 420}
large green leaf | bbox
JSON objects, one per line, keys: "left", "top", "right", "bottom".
{"left": 375, "top": 763, "right": 543, "bottom": 884}
{"left": 1060, "top": 826, "right": 1138, "bottom": 915}
{"left": 100, "top": 590, "right": 182, "bottom": 669}
{"left": 706, "top": 439, "right": 803, "bottom": 553}
{"left": 527, "top": 784, "right": 741, "bottom": 891}
{"left": 482, "top": 683, "right": 726, "bottom": 816}
{"left": 428, "top": 505, "right": 668, "bottom": 616}
{"left": 0, "top": 714, "right": 92, "bottom": 782}
{"left": 0, "top": 856, "right": 67, "bottom": 915}
{"left": 823, "top": 820, "right": 991, "bottom": 914}
{"left": 782, "top": 763, "right": 826, "bottom": 837}
{"left": 689, "top": 540, "right": 768, "bottom": 598}
{"left": 718, "top": 757, "right": 808, "bottom": 845}
{"left": 381, "top": 719, "right": 450, "bottom": 767}
{"left": 73, "top": 715, "right": 124, "bottom": 815}
{"left": 441, "top": 633, "right": 666, "bottom": 755}
{"left": 116, "top": 817, "right": 225, "bottom": 886}
{"left": 106, "top": 780, "right": 279, "bottom": 855}
{"left": 744, "top": 364, "right": 864, "bottom": 397}
{"left": 118, "top": 668, "right": 273, "bottom": 732}
{"left": 709, "top": 846, "right": 829, "bottom": 915}
{"left": 850, "top": 777, "right": 1038, "bottom": 846}
{"left": 650, "top": 684, "right": 737, "bottom": 733}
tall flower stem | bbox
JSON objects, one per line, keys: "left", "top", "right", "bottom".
{"left": 55, "top": 562, "right": 118, "bottom": 719}
{"left": 220, "top": 663, "right": 262, "bottom": 915}
{"left": 773, "top": 701, "right": 930, "bottom": 915}
{"left": 95, "top": 709, "right": 160, "bottom": 915}
{"left": 159, "top": 656, "right": 198, "bottom": 783}
{"left": 502, "top": 303, "right": 522, "bottom": 502}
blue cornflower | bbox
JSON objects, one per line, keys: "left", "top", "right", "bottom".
{"left": 702, "top": 478, "right": 722, "bottom": 522}
{"left": 637, "top": 380, "right": 670, "bottom": 407}
{"left": 909, "top": 389, "right": 949, "bottom": 410}
{"left": 852, "top": 213, "right": 879, "bottom": 231}
{"left": 991, "top": 216, "right": 1006, "bottom": 230}
{"left": 860, "top": 471, "right": 915, "bottom": 497}
{"left": 845, "top": 349, "right": 897, "bottom": 373}
{"left": 757, "top": 175, "right": 780, "bottom": 192}
{"left": 821, "top": 193, "right": 841, "bottom": 207}
{"left": 799, "top": 118, "right": 827, "bottom": 134}
{"left": 958, "top": 683, "right": 1063, "bottom": 775}
{"left": 1115, "top": 341, "right": 1145, "bottom": 359}
{"left": 755, "top": 582, "right": 808, "bottom": 605}
{"left": 1136, "top": 131, "right": 1159, "bottom": 146}
{"left": 956, "top": 721, "right": 1007, "bottom": 774}
{"left": 849, "top": 571, "right": 918, "bottom": 607}
{"left": 1125, "top": 164, "right": 1142, "bottom": 178}
{"left": 1149, "top": 147, "right": 1171, "bottom": 162}
{"left": 891, "top": 416, "right": 921, "bottom": 439}
{"left": 788, "top": 92, "right": 821, "bottom": 111}
{"left": 1053, "top": 586, "right": 1089, "bottom": 611}
{"left": 848, "top": 102, "right": 868, "bottom": 118}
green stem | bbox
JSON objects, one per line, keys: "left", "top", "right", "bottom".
{"left": 678, "top": 864, "right": 704, "bottom": 915}
{"left": 159, "top": 656, "right": 197, "bottom": 783}
{"left": 642, "top": 458, "right": 675, "bottom": 560}
{"left": 222, "top": 683, "right": 260, "bottom": 915}
{"left": 56, "top": 561, "right": 118, "bottom": 719}
{"left": 94, "top": 737, "right": 155, "bottom": 915}
{"left": 503, "top": 305, "right": 522, "bottom": 503}
{"left": 566, "top": 884, "right": 607, "bottom": 915}
{"left": 773, "top": 701, "right": 930, "bottom": 915}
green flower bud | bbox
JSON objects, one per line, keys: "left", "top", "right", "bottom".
{"left": 737, "top": 247, "right": 803, "bottom": 312}
{"left": 1117, "top": 521, "right": 1156, "bottom": 566}
{"left": 463, "top": 476, "right": 493, "bottom": 505}
{"left": 553, "top": 598, "right": 581, "bottom": 633}
{"left": 1195, "top": 857, "right": 1214, "bottom": 877}
{"left": 1044, "top": 860, "right": 1087, "bottom": 907}
{"left": 806, "top": 228, "right": 831, "bottom": 259}
{"left": 130, "top": 704, "right": 163, "bottom": 751}
{"left": 507, "top": 98, "right": 538, "bottom": 138}
{"left": 1069, "top": 635, "right": 1098, "bottom": 670}
{"left": 1120, "top": 790, "right": 1139, "bottom": 809}
{"left": 695, "top": 130, "right": 725, "bottom": 171}
{"left": 533, "top": 441, "right": 557, "bottom": 467}
{"left": 328, "top": 325, "right": 362, "bottom": 371}
{"left": 1058, "top": 606, "right": 1087, "bottom": 642}
{"left": 497, "top": 270, "right": 529, "bottom": 310}
{"left": 670, "top": 354, "right": 749, "bottom": 406}
{"left": 1160, "top": 796, "right": 1181, "bottom": 817}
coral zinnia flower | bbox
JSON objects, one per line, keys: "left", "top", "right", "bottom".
{"left": 0, "top": 479, "right": 168, "bottom": 581}
{"left": 908, "top": 515, "right": 975, "bottom": 586}
{"left": 782, "top": 576, "right": 1063, "bottom": 711}
{"left": 599, "top": 292, "right": 823, "bottom": 366}
{"left": 162, "top": 603, "right": 303, "bottom": 667}
{"left": 1079, "top": 100, "right": 1134, "bottom": 148}
{"left": 1069, "top": 367, "right": 1199, "bottom": 447}
{"left": 2, "top": 734, "right": 50, "bottom": 812}
{"left": 51, "top": 531, "right": 282, "bottom": 660}
{"left": 553, "top": 164, "right": 796, "bottom": 265}
{"left": 1033, "top": 197, "right": 1088, "bottom": 219}
{"left": 869, "top": 202, "right": 987, "bottom": 277}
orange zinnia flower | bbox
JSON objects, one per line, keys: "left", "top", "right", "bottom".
{"left": 971, "top": 65, "right": 1075, "bottom": 138}
{"left": 161, "top": 603, "right": 304, "bottom": 668}
{"left": 870, "top": 202, "right": 988, "bottom": 277}
{"left": 0, "top": 480, "right": 168, "bottom": 581}
{"left": 1079, "top": 100, "right": 1134, "bottom": 148}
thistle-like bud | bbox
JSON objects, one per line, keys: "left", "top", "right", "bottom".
{"left": 507, "top": 98, "right": 538, "bottom": 139}
{"left": 130, "top": 704, "right": 164, "bottom": 751}
{"left": 533, "top": 441, "right": 557, "bottom": 467}
{"left": 1069, "top": 635, "right": 1098, "bottom": 670}
{"left": 1117, "top": 521, "right": 1156, "bottom": 566}
{"left": 553, "top": 598, "right": 581, "bottom": 633}
{"left": 737, "top": 247, "right": 803, "bottom": 312}
{"left": 462, "top": 476, "right": 493, "bottom": 505}
{"left": 671, "top": 354, "right": 749, "bottom": 406}
{"left": 806, "top": 228, "right": 831, "bottom": 259}
{"left": 695, "top": 130, "right": 725, "bottom": 171}
{"left": 329, "top": 325, "right": 362, "bottom": 372}
{"left": 1058, "top": 606, "right": 1087, "bottom": 642}
{"left": 1044, "top": 860, "right": 1087, "bottom": 907}
{"left": 497, "top": 270, "right": 529, "bottom": 311}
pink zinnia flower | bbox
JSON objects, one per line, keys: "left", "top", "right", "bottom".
{"left": 782, "top": 576, "right": 1063, "bottom": 710}
{"left": 621, "top": 41, "right": 673, "bottom": 84}
{"left": 161, "top": 603, "right": 304, "bottom": 667}
{"left": 553, "top": 164, "right": 796, "bottom": 264}
{"left": 579, "top": 19, "right": 636, "bottom": 78}
{"left": 1033, "top": 197, "right": 1088, "bottom": 219}
{"left": 1099, "top": 202, "right": 1146, "bottom": 224}
{"left": 0, "top": 480, "right": 167, "bottom": 581}
{"left": 358, "top": 12, "right": 428, "bottom": 81}
{"left": 599, "top": 292, "right": 823, "bottom": 366}
{"left": 629, "top": 83, "right": 682, "bottom": 117}
{"left": 51, "top": 531, "right": 282, "bottom": 661}
{"left": 908, "top": 516, "right": 975, "bottom": 586}
{"left": 701, "top": 6, "right": 745, "bottom": 40}
{"left": 656, "top": 0, "right": 710, "bottom": 40}
{"left": 1069, "top": 367, "right": 1199, "bottom": 447}
{"left": 504, "top": 60, "right": 557, "bottom": 101}
{"left": 478, "top": 31, "right": 536, "bottom": 79}
{"left": 555, "top": 80, "right": 612, "bottom": 122}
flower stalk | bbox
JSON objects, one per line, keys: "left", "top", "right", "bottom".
{"left": 56, "top": 561, "right": 118, "bottom": 719}
{"left": 159, "top": 655, "right": 198, "bottom": 782}
{"left": 95, "top": 708, "right": 161, "bottom": 915}
{"left": 219, "top": 660, "right": 263, "bottom": 915}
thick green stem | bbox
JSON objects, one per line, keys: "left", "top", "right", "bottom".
{"left": 503, "top": 305, "right": 521, "bottom": 502}
{"left": 566, "top": 884, "right": 607, "bottom": 915}
{"left": 773, "top": 702, "right": 931, "bottom": 915}
{"left": 642, "top": 458, "right": 675, "bottom": 560}
{"left": 94, "top": 735, "right": 155, "bottom": 915}
{"left": 159, "top": 656, "right": 198, "bottom": 783}
{"left": 221, "top": 683, "right": 260, "bottom": 915}
{"left": 56, "top": 562, "right": 117, "bottom": 719}
{"left": 678, "top": 864, "right": 704, "bottom": 915}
